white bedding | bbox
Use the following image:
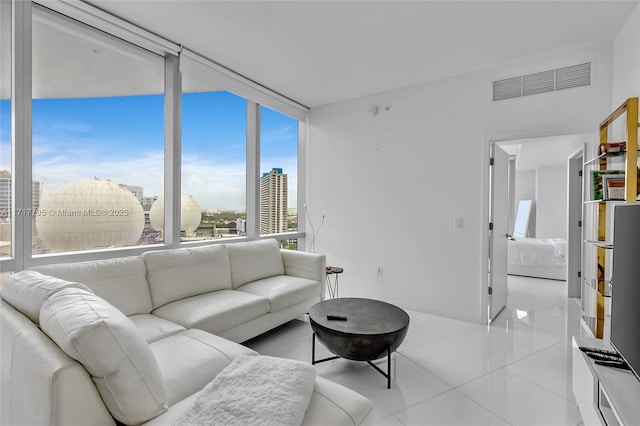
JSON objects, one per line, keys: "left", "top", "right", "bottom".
{"left": 508, "top": 238, "right": 567, "bottom": 267}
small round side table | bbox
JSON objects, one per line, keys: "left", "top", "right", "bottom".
{"left": 325, "top": 266, "right": 343, "bottom": 299}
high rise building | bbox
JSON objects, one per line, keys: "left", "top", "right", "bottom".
{"left": 0, "top": 170, "right": 42, "bottom": 214}
{"left": 0, "top": 170, "right": 10, "bottom": 212}
{"left": 260, "top": 168, "right": 288, "bottom": 234}
{"left": 142, "top": 195, "right": 159, "bottom": 207}
{"left": 236, "top": 218, "right": 247, "bottom": 235}
{"left": 120, "top": 184, "right": 144, "bottom": 203}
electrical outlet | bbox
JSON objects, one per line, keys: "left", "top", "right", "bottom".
{"left": 377, "top": 267, "right": 384, "bottom": 276}
{"left": 454, "top": 218, "right": 464, "bottom": 230}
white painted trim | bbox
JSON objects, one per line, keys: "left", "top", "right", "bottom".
{"left": 480, "top": 137, "right": 491, "bottom": 325}
{"left": 34, "top": 0, "right": 180, "bottom": 56}
{"left": 567, "top": 144, "right": 586, "bottom": 298}
{"left": 180, "top": 48, "right": 309, "bottom": 121}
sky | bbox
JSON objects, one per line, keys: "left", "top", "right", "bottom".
{"left": 0, "top": 91, "right": 298, "bottom": 211}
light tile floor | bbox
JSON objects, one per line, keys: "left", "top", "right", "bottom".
{"left": 244, "top": 275, "right": 584, "bottom": 425}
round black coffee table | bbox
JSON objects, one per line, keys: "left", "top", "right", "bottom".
{"left": 309, "top": 297, "right": 410, "bottom": 388}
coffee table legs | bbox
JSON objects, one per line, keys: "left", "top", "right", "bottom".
{"left": 366, "top": 346, "right": 392, "bottom": 389}
{"left": 311, "top": 333, "right": 393, "bottom": 389}
{"left": 311, "top": 332, "right": 339, "bottom": 365}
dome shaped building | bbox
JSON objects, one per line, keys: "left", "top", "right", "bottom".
{"left": 149, "top": 194, "right": 202, "bottom": 235}
{"left": 35, "top": 178, "right": 145, "bottom": 252}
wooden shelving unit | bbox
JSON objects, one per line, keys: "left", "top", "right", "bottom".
{"left": 583, "top": 97, "right": 639, "bottom": 339}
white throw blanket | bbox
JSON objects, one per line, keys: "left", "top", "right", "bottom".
{"left": 173, "top": 355, "right": 316, "bottom": 426}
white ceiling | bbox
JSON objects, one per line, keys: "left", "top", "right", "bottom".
{"left": 499, "top": 134, "right": 590, "bottom": 171}
{"left": 84, "top": 0, "right": 638, "bottom": 108}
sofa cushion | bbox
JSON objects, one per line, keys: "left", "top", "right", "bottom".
{"left": 39, "top": 287, "right": 168, "bottom": 425}
{"left": 31, "top": 256, "right": 152, "bottom": 315}
{"left": 143, "top": 245, "right": 232, "bottom": 308}
{"left": 227, "top": 239, "right": 285, "bottom": 289}
{"left": 149, "top": 329, "right": 257, "bottom": 405}
{"left": 303, "top": 376, "right": 373, "bottom": 426}
{"left": 237, "top": 275, "right": 321, "bottom": 312}
{"left": 129, "top": 313, "right": 187, "bottom": 344}
{"left": 152, "top": 290, "right": 270, "bottom": 334}
{"left": 0, "top": 270, "right": 92, "bottom": 325}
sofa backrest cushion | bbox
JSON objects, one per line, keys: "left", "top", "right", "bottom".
{"left": 143, "top": 245, "right": 232, "bottom": 308}
{"left": 31, "top": 256, "right": 152, "bottom": 315}
{"left": 0, "top": 270, "right": 92, "bottom": 325}
{"left": 39, "top": 287, "right": 168, "bottom": 425}
{"left": 228, "top": 239, "right": 285, "bottom": 289}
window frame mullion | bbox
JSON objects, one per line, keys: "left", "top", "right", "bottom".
{"left": 11, "top": 0, "right": 33, "bottom": 271}
{"left": 164, "top": 53, "right": 181, "bottom": 248}
{"left": 246, "top": 101, "right": 260, "bottom": 239}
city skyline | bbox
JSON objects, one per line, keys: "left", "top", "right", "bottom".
{"left": 0, "top": 91, "right": 298, "bottom": 211}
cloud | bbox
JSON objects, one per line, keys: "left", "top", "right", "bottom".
{"left": 33, "top": 142, "right": 297, "bottom": 211}
{"left": 182, "top": 154, "right": 246, "bottom": 210}
{"left": 35, "top": 149, "right": 165, "bottom": 198}
{"left": 261, "top": 124, "right": 295, "bottom": 144}
{"left": 0, "top": 141, "right": 10, "bottom": 170}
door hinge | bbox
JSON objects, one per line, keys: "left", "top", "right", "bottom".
{"left": 579, "top": 170, "right": 583, "bottom": 177}
{"left": 578, "top": 271, "right": 582, "bottom": 278}
{"left": 578, "top": 220, "right": 582, "bottom": 227}
{"left": 489, "top": 158, "right": 495, "bottom": 166}
{"left": 488, "top": 287, "right": 493, "bottom": 295}
{"left": 489, "top": 222, "right": 494, "bottom": 231}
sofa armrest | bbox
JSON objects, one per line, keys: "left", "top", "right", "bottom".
{"left": 1, "top": 301, "right": 115, "bottom": 426}
{"left": 281, "top": 250, "right": 326, "bottom": 299}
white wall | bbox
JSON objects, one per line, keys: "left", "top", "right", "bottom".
{"left": 536, "top": 165, "right": 568, "bottom": 239}
{"left": 610, "top": 3, "right": 640, "bottom": 142}
{"left": 307, "top": 44, "right": 613, "bottom": 323}
{"left": 612, "top": 3, "right": 640, "bottom": 108}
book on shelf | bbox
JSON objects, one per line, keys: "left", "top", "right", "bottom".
{"left": 599, "top": 141, "right": 627, "bottom": 155}
{"left": 603, "top": 175, "right": 626, "bottom": 200}
{"left": 591, "top": 170, "right": 624, "bottom": 200}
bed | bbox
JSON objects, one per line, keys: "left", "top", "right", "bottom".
{"left": 508, "top": 237, "right": 567, "bottom": 281}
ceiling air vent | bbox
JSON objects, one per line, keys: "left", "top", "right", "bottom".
{"left": 493, "top": 76, "right": 522, "bottom": 101}
{"left": 523, "top": 70, "right": 555, "bottom": 96}
{"left": 556, "top": 62, "right": 591, "bottom": 91}
{"left": 493, "top": 62, "right": 591, "bottom": 101}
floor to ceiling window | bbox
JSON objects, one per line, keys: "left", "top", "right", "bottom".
{"left": 180, "top": 75, "right": 247, "bottom": 242}
{"left": 0, "top": 1, "right": 307, "bottom": 275}
{"left": 259, "top": 106, "right": 298, "bottom": 247}
{"left": 31, "top": 6, "right": 165, "bottom": 254}
{"left": 0, "top": 0, "right": 11, "bottom": 261}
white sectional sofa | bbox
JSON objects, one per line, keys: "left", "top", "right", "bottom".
{"left": 0, "top": 239, "right": 373, "bottom": 426}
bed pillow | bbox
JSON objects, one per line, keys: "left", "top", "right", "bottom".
{"left": 39, "top": 287, "right": 168, "bottom": 425}
{"left": 0, "top": 270, "right": 92, "bottom": 325}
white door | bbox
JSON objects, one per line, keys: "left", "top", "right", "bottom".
{"left": 567, "top": 148, "right": 584, "bottom": 297}
{"left": 489, "top": 144, "right": 509, "bottom": 320}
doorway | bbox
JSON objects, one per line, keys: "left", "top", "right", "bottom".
{"left": 489, "top": 133, "right": 591, "bottom": 318}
